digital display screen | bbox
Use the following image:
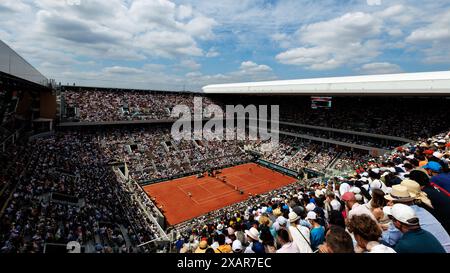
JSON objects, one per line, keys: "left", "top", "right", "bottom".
{"left": 311, "top": 96, "right": 332, "bottom": 109}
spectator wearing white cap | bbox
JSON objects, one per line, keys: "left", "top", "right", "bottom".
{"left": 389, "top": 204, "right": 445, "bottom": 253}
{"left": 232, "top": 240, "right": 243, "bottom": 253}
{"left": 287, "top": 212, "right": 312, "bottom": 253}
{"left": 385, "top": 181, "right": 450, "bottom": 253}
{"left": 306, "top": 211, "right": 325, "bottom": 251}
{"left": 270, "top": 216, "right": 287, "bottom": 241}
{"left": 339, "top": 181, "right": 351, "bottom": 197}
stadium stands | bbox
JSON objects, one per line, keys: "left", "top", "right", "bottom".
{"left": 1, "top": 85, "right": 449, "bottom": 253}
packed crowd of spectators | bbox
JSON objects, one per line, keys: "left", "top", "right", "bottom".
{"left": 172, "top": 131, "right": 450, "bottom": 253}
{"left": 0, "top": 132, "right": 164, "bottom": 253}
{"left": 279, "top": 125, "right": 402, "bottom": 150}
{"left": 332, "top": 150, "right": 373, "bottom": 173}
{"left": 64, "top": 89, "right": 216, "bottom": 122}
{"left": 63, "top": 91, "right": 450, "bottom": 144}
{"left": 278, "top": 97, "right": 450, "bottom": 140}
{"left": 247, "top": 136, "right": 339, "bottom": 173}
{"left": 99, "top": 127, "right": 253, "bottom": 181}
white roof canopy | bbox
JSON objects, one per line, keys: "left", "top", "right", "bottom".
{"left": 202, "top": 71, "right": 450, "bottom": 95}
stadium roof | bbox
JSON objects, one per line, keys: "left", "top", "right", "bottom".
{"left": 202, "top": 71, "right": 450, "bottom": 95}
{"left": 0, "top": 40, "right": 48, "bottom": 87}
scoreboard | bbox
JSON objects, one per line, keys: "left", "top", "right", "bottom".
{"left": 311, "top": 96, "right": 332, "bottom": 109}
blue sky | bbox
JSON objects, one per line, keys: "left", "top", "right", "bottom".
{"left": 0, "top": 0, "right": 449, "bottom": 91}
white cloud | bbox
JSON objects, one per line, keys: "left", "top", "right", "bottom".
{"left": 367, "top": 0, "right": 382, "bottom": 6}
{"left": 358, "top": 62, "right": 402, "bottom": 74}
{"left": 205, "top": 48, "right": 220, "bottom": 58}
{"left": 177, "top": 5, "right": 193, "bottom": 20}
{"left": 271, "top": 33, "right": 293, "bottom": 48}
{"left": 377, "top": 4, "right": 403, "bottom": 18}
{"left": 179, "top": 59, "right": 201, "bottom": 70}
{"left": 4, "top": 0, "right": 217, "bottom": 64}
{"left": 186, "top": 60, "right": 276, "bottom": 87}
{"left": 406, "top": 10, "right": 450, "bottom": 63}
{"left": 103, "top": 66, "right": 144, "bottom": 74}
{"left": 239, "top": 61, "right": 272, "bottom": 73}
{"left": 184, "top": 16, "right": 217, "bottom": 40}
{"left": 276, "top": 12, "right": 383, "bottom": 70}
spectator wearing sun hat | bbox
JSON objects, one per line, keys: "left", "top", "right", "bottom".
{"left": 287, "top": 211, "right": 312, "bottom": 253}
{"left": 244, "top": 227, "right": 260, "bottom": 253}
{"left": 389, "top": 204, "right": 445, "bottom": 253}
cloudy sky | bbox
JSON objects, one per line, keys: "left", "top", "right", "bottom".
{"left": 1, "top": 0, "right": 449, "bottom": 91}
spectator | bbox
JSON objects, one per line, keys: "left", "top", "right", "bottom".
{"left": 306, "top": 211, "right": 325, "bottom": 251}
{"left": 287, "top": 212, "right": 312, "bottom": 253}
{"left": 243, "top": 227, "right": 260, "bottom": 254}
{"left": 318, "top": 225, "right": 354, "bottom": 253}
{"left": 389, "top": 204, "right": 445, "bottom": 253}
{"left": 425, "top": 161, "right": 450, "bottom": 193}
{"left": 276, "top": 228, "right": 300, "bottom": 253}
{"left": 347, "top": 214, "right": 395, "bottom": 253}
{"left": 214, "top": 234, "right": 232, "bottom": 253}
{"left": 409, "top": 169, "right": 450, "bottom": 234}
{"left": 194, "top": 240, "right": 209, "bottom": 253}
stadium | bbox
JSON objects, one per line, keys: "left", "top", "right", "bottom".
{"left": 1, "top": 1, "right": 450, "bottom": 257}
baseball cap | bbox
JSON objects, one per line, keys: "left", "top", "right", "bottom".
{"left": 341, "top": 192, "right": 355, "bottom": 202}
{"left": 232, "top": 240, "right": 243, "bottom": 252}
{"left": 306, "top": 211, "right": 317, "bottom": 220}
{"left": 423, "top": 161, "right": 442, "bottom": 173}
{"left": 305, "top": 203, "right": 316, "bottom": 211}
{"left": 390, "top": 203, "right": 419, "bottom": 225}
{"left": 330, "top": 199, "right": 341, "bottom": 211}
{"left": 276, "top": 216, "right": 287, "bottom": 226}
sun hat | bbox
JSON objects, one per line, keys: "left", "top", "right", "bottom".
{"left": 288, "top": 211, "right": 300, "bottom": 223}
{"left": 400, "top": 179, "right": 433, "bottom": 208}
{"left": 217, "top": 224, "right": 224, "bottom": 231}
{"left": 244, "top": 227, "right": 260, "bottom": 241}
{"left": 384, "top": 185, "right": 414, "bottom": 202}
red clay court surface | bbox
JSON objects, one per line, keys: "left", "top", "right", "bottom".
{"left": 142, "top": 163, "right": 297, "bottom": 226}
